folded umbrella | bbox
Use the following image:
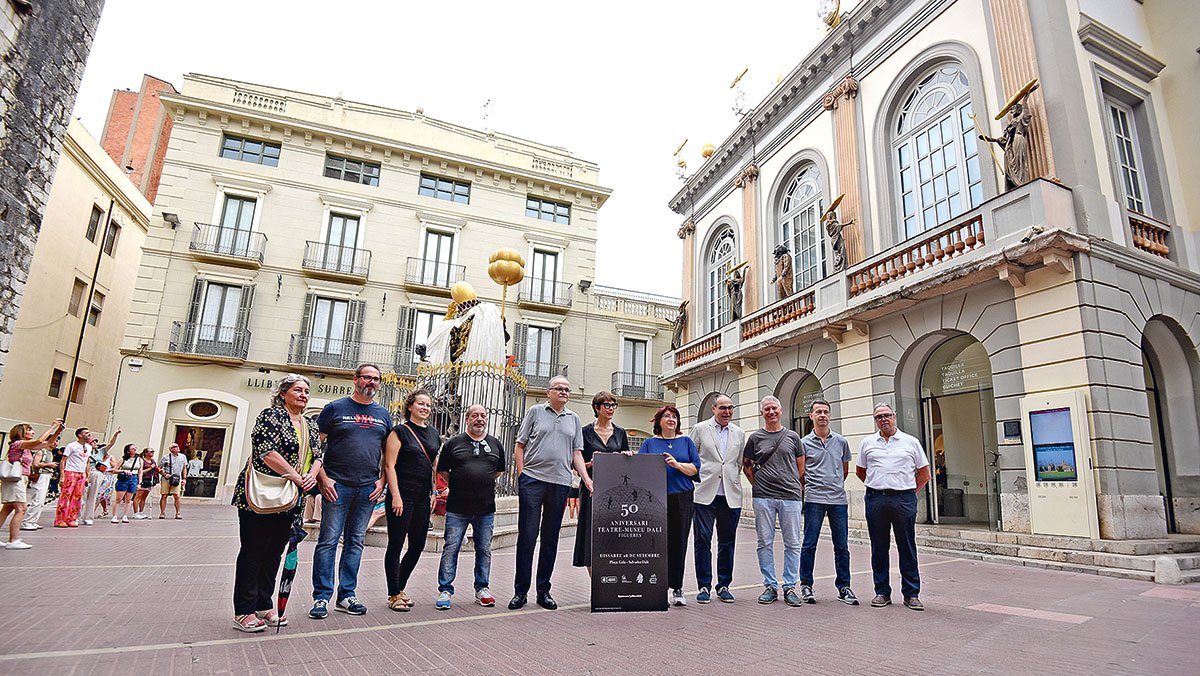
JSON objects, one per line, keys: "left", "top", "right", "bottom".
{"left": 275, "top": 511, "right": 307, "bottom": 633}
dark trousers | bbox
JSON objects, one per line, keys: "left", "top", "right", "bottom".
{"left": 233, "top": 509, "right": 293, "bottom": 615}
{"left": 667, "top": 490, "right": 695, "bottom": 591}
{"left": 864, "top": 489, "right": 920, "bottom": 598}
{"left": 800, "top": 502, "right": 851, "bottom": 589}
{"left": 692, "top": 494, "right": 740, "bottom": 590}
{"left": 515, "top": 474, "right": 570, "bottom": 596}
{"left": 384, "top": 488, "right": 431, "bottom": 596}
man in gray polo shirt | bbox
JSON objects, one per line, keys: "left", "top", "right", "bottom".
{"left": 509, "top": 376, "right": 592, "bottom": 611}
{"left": 797, "top": 399, "right": 857, "bottom": 606}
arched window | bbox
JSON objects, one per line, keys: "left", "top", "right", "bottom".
{"left": 894, "top": 65, "right": 984, "bottom": 239}
{"left": 778, "top": 166, "right": 824, "bottom": 292}
{"left": 705, "top": 228, "right": 736, "bottom": 332}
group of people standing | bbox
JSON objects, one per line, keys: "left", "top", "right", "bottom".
{"left": 2, "top": 421, "right": 194, "bottom": 549}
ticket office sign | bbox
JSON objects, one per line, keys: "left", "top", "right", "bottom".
{"left": 590, "top": 453, "right": 668, "bottom": 612}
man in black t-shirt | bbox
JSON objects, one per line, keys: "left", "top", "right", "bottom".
{"left": 434, "top": 404, "right": 506, "bottom": 609}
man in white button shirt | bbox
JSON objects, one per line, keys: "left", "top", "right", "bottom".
{"left": 689, "top": 394, "right": 745, "bottom": 604}
{"left": 855, "top": 403, "right": 930, "bottom": 611}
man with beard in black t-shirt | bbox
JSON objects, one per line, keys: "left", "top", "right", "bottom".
{"left": 434, "top": 404, "right": 506, "bottom": 609}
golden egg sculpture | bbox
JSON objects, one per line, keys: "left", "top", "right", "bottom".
{"left": 488, "top": 248, "right": 526, "bottom": 286}
{"left": 451, "top": 281, "right": 477, "bottom": 304}
{"left": 701, "top": 143, "right": 716, "bottom": 159}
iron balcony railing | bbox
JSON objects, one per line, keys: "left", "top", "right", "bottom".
{"left": 302, "top": 241, "right": 371, "bottom": 277}
{"left": 611, "top": 371, "right": 664, "bottom": 401}
{"left": 521, "top": 361, "right": 560, "bottom": 389}
{"left": 169, "top": 321, "right": 251, "bottom": 360}
{"left": 404, "top": 257, "right": 466, "bottom": 289}
{"left": 189, "top": 223, "right": 267, "bottom": 263}
{"left": 287, "top": 334, "right": 395, "bottom": 372}
{"left": 518, "top": 278, "right": 573, "bottom": 308}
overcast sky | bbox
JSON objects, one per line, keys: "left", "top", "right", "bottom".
{"left": 73, "top": 0, "right": 844, "bottom": 298}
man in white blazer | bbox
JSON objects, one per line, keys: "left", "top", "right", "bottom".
{"left": 689, "top": 394, "right": 746, "bottom": 603}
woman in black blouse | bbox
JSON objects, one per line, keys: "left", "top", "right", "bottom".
{"left": 573, "top": 390, "right": 631, "bottom": 575}
{"left": 382, "top": 388, "right": 443, "bottom": 611}
{"left": 231, "top": 374, "right": 323, "bottom": 633}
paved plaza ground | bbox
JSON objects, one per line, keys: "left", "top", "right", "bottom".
{"left": 1, "top": 504, "right": 1197, "bottom": 675}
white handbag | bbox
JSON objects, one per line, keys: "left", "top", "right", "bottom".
{"left": 0, "top": 458, "right": 23, "bottom": 482}
{"left": 244, "top": 465, "right": 300, "bottom": 514}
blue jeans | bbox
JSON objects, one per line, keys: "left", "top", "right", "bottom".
{"left": 800, "top": 502, "right": 851, "bottom": 589}
{"left": 753, "top": 497, "right": 802, "bottom": 589}
{"left": 514, "top": 474, "right": 570, "bottom": 596}
{"left": 864, "top": 489, "right": 920, "bottom": 598}
{"left": 692, "top": 494, "right": 741, "bottom": 590}
{"left": 439, "top": 511, "right": 495, "bottom": 595}
{"left": 311, "top": 481, "right": 376, "bottom": 602}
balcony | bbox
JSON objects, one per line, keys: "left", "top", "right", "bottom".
{"left": 592, "top": 284, "right": 680, "bottom": 322}
{"left": 188, "top": 223, "right": 267, "bottom": 268}
{"left": 1128, "top": 212, "right": 1171, "bottom": 259}
{"left": 663, "top": 179, "right": 1083, "bottom": 382}
{"left": 519, "top": 361, "right": 560, "bottom": 389}
{"left": 287, "top": 334, "right": 395, "bottom": 373}
{"left": 302, "top": 241, "right": 371, "bottom": 282}
{"left": 403, "top": 257, "right": 466, "bottom": 294}
{"left": 518, "top": 279, "right": 573, "bottom": 311}
{"left": 168, "top": 321, "right": 250, "bottom": 362}
{"left": 611, "top": 371, "right": 664, "bottom": 401}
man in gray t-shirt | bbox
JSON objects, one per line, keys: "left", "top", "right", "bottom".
{"left": 510, "top": 376, "right": 591, "bottom": 611}
{"left": 798, "top": 399, "right": 858, "bottom": 606}
{"left": 742, "top": 396, "right": 804, "bottom": 606}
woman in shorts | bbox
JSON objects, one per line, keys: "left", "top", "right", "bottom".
{"left": 111, "top": 444, "right": 143, "bottom": 524}
{"left": 133, "top": 448, "right": 159, "bottom": 520}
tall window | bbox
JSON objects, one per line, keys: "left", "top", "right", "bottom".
{"left": 419, "top": 174, "right": 470, "bottom": 203}
{"left": 529, "top": 249, "right": 559, "bottom": 304}
{"left": 220, "top": 134, "right": 280, "bottom": 166}
{"left": 706, "top": 229, "right": 736, "bottom": 332}
{"left": 324, "top": 155, "right": 380, "bottom": 187}
{"left": 420, "top": 230, "right": 455, "bottom": 286}
{"left": 70, "top": 376, "right": 87, "bottom": 403}
{"left": 85, "top": 205, "right": 102, "bottom": 242}
{"left": 323, "top": 213, "right": 360, "bottom": 272}
{"left": 48, "top": 369, "right": 66, "bottom": 398}
{"left": 198, "top": 283, "right": 242, "bottom": 345}
{"left": 525, "top": 326, "right": 554, "bottom": 380}
{"left": 68, "top": 278, "right": 87, "bottom": 317}
{"left": 1107, "top": 99, "right": 1148, "bottom": 214}
{"left": 621, "top": 338, "right": 649, "bottom": 393}
{"left": 894, "top": 65, "right": 983, "bottom": 239}
{"left": 310, "top": 297, "right": 349, "bottom": 357}
{"left": 217, "top": 195, "right": 256, "bottom": 257}
{"left": 87, "top": 291, "right": 105, "bottom": 326}
{"left": 526, "top": 196, "right": 570, "bottom": 224}
{"left": 779, "top": 166, "right": 823, "bottom": 292}
{"left": 102, "top": 223, "right": 121, "bottom": 257}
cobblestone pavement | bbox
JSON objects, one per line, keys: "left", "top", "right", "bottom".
{"left": 1, "top": 504, "right": 1197, "bottom": 675}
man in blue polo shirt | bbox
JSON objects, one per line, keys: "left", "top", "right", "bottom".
{"left": 797, "top": 399, "right": 856, "bottom": 606}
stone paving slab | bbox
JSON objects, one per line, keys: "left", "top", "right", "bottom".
{"left": 1, "top": 505, "right": 1198, "bottom": 674}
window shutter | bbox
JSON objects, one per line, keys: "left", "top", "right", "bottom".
{"left": 184, "top": 278, "right": 205, "bottom": 347}
{"left": 513, "top": 323, "right": 528, "bottom": 371}
{"left": 346, "top": 299, "right": 366, "bottom": 366}
{"left": 550, "top": 326, "right": 562, "bottom": 377}
{"left": 394, "top": 306, "right": 416, "bottom": 374}
{"left": 235, "top": 284, "right": 254, "bottom": 360}
{"left": 296, "top": 293, "right": 315, "bottom": 364}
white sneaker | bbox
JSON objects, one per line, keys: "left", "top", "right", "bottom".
{"left": 671, "top": 589, "right": 687, "bottom": 607}
{"left": 83, "top": 519, "right": 94, "bottom": 526}
{"left": 6, "top": 540, "right": 32, "bottom": 550}
{"left": 111, "top": 517, "right": 120, "bottom": 524}
{"left": 19, "top": 525, "right": 38, "bottom": 531}
{"left": 121, "top": 517, "right": 129, "bottom": 523}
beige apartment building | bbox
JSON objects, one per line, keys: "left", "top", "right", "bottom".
{"left": 0, "top": 119, "right": 151, "bottom": 439}
{"left": 664, "top": 0, "right": 1199, "bottom": 543}
{"left": 112, "top": 74, "right": 676, "bottom": 500}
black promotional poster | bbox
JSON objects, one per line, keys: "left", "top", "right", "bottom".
{"left": 590, "top": 453, "right": 668, "bottom": 612}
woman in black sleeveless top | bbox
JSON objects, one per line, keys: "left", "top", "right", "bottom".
{"left": 573, "top": 390, "right": 630, "bottom": 574}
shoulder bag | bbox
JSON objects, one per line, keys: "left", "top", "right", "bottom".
{"left": 746, "top": 431, "right": 791, "bottom": 477}
{"left": 0, "top": 443, "right": 23, "bottom": 482}
{"left": 245, "top": 413, "right": 308, "bottom": 514}
{"left": 404, "top": 423, "right": 447, "bottom": 516}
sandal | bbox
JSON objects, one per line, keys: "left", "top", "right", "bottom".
{"left": 397, "top": 591, "right": 414, "bottom": 607}
{"left": 388, "top": 594, "right": 412, "bottom": 612}
{"left": 175, "top": 515, "right": 183, "bottom": 520}
{"left": 233, "top": 614, "right": 266, "bottom": 633}
{"left": 256, "top": 609, "right": 287, "bottom": 627}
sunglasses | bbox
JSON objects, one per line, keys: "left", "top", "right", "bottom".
{"left": 599, "top": 402, "right": 618, "bottom": 409}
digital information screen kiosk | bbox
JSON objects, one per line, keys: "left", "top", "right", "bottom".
{"left": 1019, "top": 390, "right": 1099, "bottom": 539}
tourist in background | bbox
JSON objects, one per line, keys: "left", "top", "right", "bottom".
{"left": 158, "top": 443, "right": 187, "bottom": 519}
{"left": 188, "top": 453, "right": 203, "bottom": 478}
{"left": 231, "top": 374, "right": 322, "bottom": 632}
{"left": 132, "top": 448, "right": 159, "bottom": 519}
{"left": 382, "top": 388, "right": 442, "bottom": 612}
{"left": 573, "top": 391, "right": 630, "bottom": 576}
{"left": 3, "top": 419, "right": 63, "bottom": 548}
{"left": 111, "top": 444, "right": 143, "bottom": 524}
{"left": 639, "top": 404, "right": 700, "bottom": 607}
{"left": 79, "top": 428, "right": 119, "bottom": 526}
{"left": 20, "top": 428, "right": 62, "bottom": 532}
{"left": 56, "top": 427, "right": 98, "bottom": 527}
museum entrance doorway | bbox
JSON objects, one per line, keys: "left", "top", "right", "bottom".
{"left": 919, "top": 335, "right": 1000, "bottom": 529}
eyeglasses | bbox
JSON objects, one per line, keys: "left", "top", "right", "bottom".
{"left": 715, "top": 405, "right": 734, "bottom": 411}
{"left": 549, "top": 386, "right": 571, "bottom": 393}
{"left": 599, "top": 402, "right": 618, "bottom": 409}
{"left": 356, "top": 375, "right": 381, "bottom": 383}
{"left": 874, "top": 413, "right": 895, "bottom": 420}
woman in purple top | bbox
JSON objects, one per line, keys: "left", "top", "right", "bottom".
{"left": 2, "top": 419, "right": 64, "bottom": 549}
{"left": 638, "top": 405, "right": 699, "bottom": 607}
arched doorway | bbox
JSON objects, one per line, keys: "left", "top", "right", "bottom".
{"left": 918, "top": 335, "right": 1000, "bottom": 529}
{"left": 1142, "top": 316, "right": 1200, "bottom": 534}
{"left": 777, "top": 370, "right": 824, "bottom": 436}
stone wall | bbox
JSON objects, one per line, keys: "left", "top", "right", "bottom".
{"left": 0, "top": 0, "right": 105, "bottom": 381}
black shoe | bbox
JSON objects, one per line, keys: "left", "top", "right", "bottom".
{"left": 838, "top": 587, "right": 860, "bottom": 606}
{"left": 870, "top": 594, "right": 891, "bottom": 608}
{"left": 903, "top": 596, "right": 924, "bottom": 611}
{"left": 536, "top": 592, "right": 558, "bottom": 610}
{"left": 800, "top": 584, "right": 815, "bottom": 604}
{"left": 508, "top": 594, "right": 527, "bottom": 610}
